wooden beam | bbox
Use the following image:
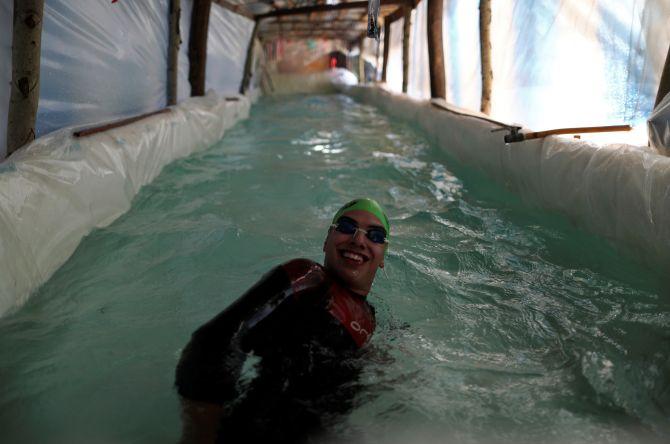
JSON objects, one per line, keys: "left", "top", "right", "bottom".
{"left": 167, "top": 0, "right": 181, "bottom": 106}
{"left": 655, "top": 43, "right": 670, "bottom": 108}
{"left": 402, "top": 6, "right": 410, "bottom": 93}
{"left": 188, "top": 0, "right": 212, "bottom": 97}
{"left": 358, "top": 38, "right": 365, "bottom": 83}
{"left": 239, "top": 20, "right": 260, "bottom": 95}
{"left": 381, "top": 19, "right": 390, "bottom": 82}
{"left": 7, "top": 0, "right": 44, "bottom": 156}
{"left": 213, "top": 0, "right": 254, "bottom": 20}
{"left": 73, "top": 109, "right": 171, "bottom": 138}
{"left": 426, "top": 0, "right": 445, "bottom": 99}
{"left": 479, "top": 0, "right": 492, "bottom": 114}
{"left": 256, "top": 0, "right": 409, "bottom": 19}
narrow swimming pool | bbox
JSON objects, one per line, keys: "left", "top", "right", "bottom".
{"left": 0, "top": 94, "right": 668, "bottom": 443}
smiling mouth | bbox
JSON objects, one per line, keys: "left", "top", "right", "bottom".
{"left": 340, "top": 250, "right": 369, "bottom": 264}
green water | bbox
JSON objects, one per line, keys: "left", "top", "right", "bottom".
{"left": 0, "top": 94, "right": 668, "bottom": 444}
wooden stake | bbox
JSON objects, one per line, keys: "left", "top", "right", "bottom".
{"left": 402, "top": 6, "right": 411, "bottom": 93}
{"left": 655, "top": 43, "right": 670, "bottom": 108}
{"left": 381, "top": 20, "right": 391, "bottom": 82}
{"left": 239, "top": 20, "right": 259, "bottom": 95}
{"left": 189, "top": 0, "right": 212, "bottom": 97}
{"left": 426, "top": 0, "right": 445, "bottom": 99}
{"left": 7, "top": 0, "right": 44, "bottom": 156}
{"left": 167, "top": 0, "right": 181, "bottom": 105}
{"left": 358, "top": 39, "right": 365, "bottom": 83}
{"left": 479, "top": 0, "right": 492, "bottom": 114}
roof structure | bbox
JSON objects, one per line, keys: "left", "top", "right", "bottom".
{"left": 216, "top": 0, "right": 413, "bottom": 43}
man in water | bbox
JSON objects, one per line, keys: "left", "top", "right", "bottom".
{"left": 175, "top": 198, "right": 390, "bottom": 443}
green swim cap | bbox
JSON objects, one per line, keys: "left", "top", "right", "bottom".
{"left": 331, "top": 198, "right": 390, "bottom": 236}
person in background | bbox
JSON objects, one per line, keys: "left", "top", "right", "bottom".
{"left": 175, "top": 198, "right": 390, "bottom": 443}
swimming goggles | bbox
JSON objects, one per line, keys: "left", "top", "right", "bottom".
{"left": 331, "top": 217, "right": 388, "bottom": 245}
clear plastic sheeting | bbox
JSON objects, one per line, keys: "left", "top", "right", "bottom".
{"left": 649, "top": 92, "right": 670, "bottom": 156}
{"left": 206, "top": 4, "right": 254, "bottom": 95}
{"left": 0, "top": 92, "right": 252, "bottom": 317}
{"left": 486, "top": 0, "right": 668, "bottom": 131}
{"left": 387, "top": 0, "right": 670, "bottom": 134}
{"left": 342, "top": 85, "right": 670, "bottom": 270}
{"left": 408, "top": 1, "right": 429, "bottom": 100}
{"left": 0, "top": 0, "right": 12, "bottom": 159}
{"left": 36, "top": 0, "right": 169, "bottom": 139}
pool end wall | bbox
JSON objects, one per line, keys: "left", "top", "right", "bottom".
{"left": 341, "top": 85, "right": 670, "bottom": 272}
{"left": 0, "top": 91, "right": 254, "bottom": 318}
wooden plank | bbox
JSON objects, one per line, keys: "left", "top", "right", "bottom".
{"left": 73, "top": 109, "right": 171, "bottom": 138}
{"left": 655, "top": 43, "right": 670, "bottom": 107}
{"left": 239, "top": 20, "right": 260, "bottom": 95}
{"left": 188, "top": 0, "right": 212, "bottom": 97}
{"left": 213, "top": 0, "right": 254, "bottom": 20}
{"left": 256, "top": 0, "right": 410, "bottom": 19}
{"left": 358, "top": 38, "right": 365, "bottom": 83}
{"left": 7, "top": 0, "right": 44, "bottom": 156}
{"left": 381, "top": 19, "right": 390, "bottom": 82}
{"left": 427, "top": 0, "right": 445, "bottom": 99}
{"left": 479, "top": 0, "right": 492, "bottom": 114}
{"left": 167, "top": 0, "right": 181, "bottom": 106}
{"left": 402, "top": 6, "right": 410, "bottom": 93}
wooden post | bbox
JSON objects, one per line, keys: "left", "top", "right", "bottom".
{"left": 479, "top": 0, "right": 492, "bottom": 114}
{"left": 402, "top": 6, "right": 411, "bottom": 93}
{"left": 7, "top": 0, "right": 44, "bottom": 156}
{"left": 381, "top": 20, "right": 391, "bottom": 82}
{"left": 426, "top": 0, "right": 445, "bottom": 99}
{"left": 239, "top": 20, "right": 259, "bottom": 95}
{"left": 188, "top": 0, "right": 212, "bottom": 96}
{"left": 375, "top": 32, "right": 381, "bottom": 81}
{"left": 655, "top": 43, "right": 670, "bottom": 108}
{"left": 167, "top": 0, "right": 181, "bottom": 105}
{"left": 358, "top": 39, "right": 365, "bottom": 83}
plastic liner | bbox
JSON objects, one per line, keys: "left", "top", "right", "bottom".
{"left": 648, "top": 92, "right": 670, "bottom": 156}
{"left": 206, "top": 4, "right": 254, "bottom": 94}
{"left": 264, "top": 68, "right": 356, "bottom": 95}
{"left": 36, "top": 0, "right": 169, "bottom": 139}
{"left": 342, "top": 85, "right": 670, "bottom": 269}
{"left": 0, "top": 92, "right": 252, "bottom": 318}
{"left": 367, "top": 0, "right": 380, "bottom": 41}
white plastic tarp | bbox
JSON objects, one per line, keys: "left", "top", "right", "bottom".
{"left": 386, "top": 18, "right": 404, "bottom": 94}
{"left": 36, "top": 0, "right": 169, "bottom": 139}
{"left": 0, "top": 1, "right": 12, "bottom": 160}
{"left": 408, "top": 0, "right": 430, "bottom": 100}
{"left": 206, "top": 4, "right": 254, "bottom": 95}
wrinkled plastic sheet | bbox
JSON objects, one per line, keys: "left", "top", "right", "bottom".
{"left": 206, "top": 4, "right": 254, "bottom": 95}
{"left": 36, "top": 0, "right": 169, "bottom": 139}
{"left": 382, "top": 0, "right": 668, "bottom": 131}
{"left": 649, "top": 92, "right": 670, "bottom": 156}
{"left": 0, "top": 92, "right": 252, "bottom": 317}
{"left": 342, "top": 85, "right": 670, "bottom": 269}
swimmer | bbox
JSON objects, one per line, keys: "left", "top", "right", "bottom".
{"left": 175, "top": 198, "right": 390, "bottom": 443}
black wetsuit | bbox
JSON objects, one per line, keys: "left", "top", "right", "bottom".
{"left": 175, "top": 259, "right": 376, "bottom": 443}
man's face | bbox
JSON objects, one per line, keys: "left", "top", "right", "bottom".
{"left": 323, "top": 209, "right": 387, "bottom": 296}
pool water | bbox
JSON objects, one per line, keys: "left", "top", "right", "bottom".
{"left": 0, "top": 94, "right": 668, "bottom": 443}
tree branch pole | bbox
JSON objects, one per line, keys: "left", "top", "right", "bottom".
{"left": 189, "top": 0, "right": 212, "bottom": 96}
{"left": 655, "top": 43, "right": 670, "bottom": 108}
{"left": 167, "top": 0, "right": 181, "bottom": 105}
{"left": 7, "top": 0, "right": 44, "bottom": 156}
{"left": 239, "top": 20, "right": 260, "bottom": 95}
{"left": 381, "top": 19, "right": 391, "bottom": 82}
{"left": 402, "top": 6, "right": 411, "bottom": 93}
{"left": 426, "top": 0, "right": 445, "bottom": 99}
{"left": 479, "top": 0, "right": 492, "bottom": 114}
{"left": 358, "top": 38, "right": 365, "bottom": 83}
